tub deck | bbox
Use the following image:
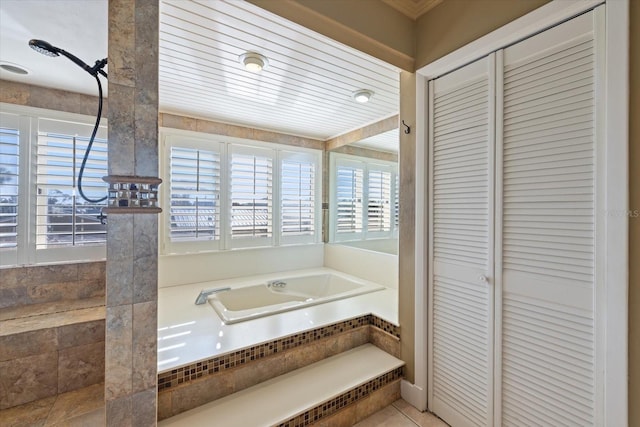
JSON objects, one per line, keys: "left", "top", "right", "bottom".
{"left": 157, "top": 267, "right": 397, "bottom": 373}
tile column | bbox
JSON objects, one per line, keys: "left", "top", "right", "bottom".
{"left": 105, "top": 0, "right": 159, "bottom": 425}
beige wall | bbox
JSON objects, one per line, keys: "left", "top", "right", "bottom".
{"left": 629, "top": 2, "right": 639, "bottom": 425}
{"left": 247, "top": 0, "right": 415, "bottom": 71}
{"left": 415, "top": 0, "right": 550, "bottom": 69}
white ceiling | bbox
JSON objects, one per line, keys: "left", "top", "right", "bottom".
{"left": 0, "top": 0, "right": 400, "bottom": 147}
{"left": 351, "top": 128, "right": 400, "bottom": 153}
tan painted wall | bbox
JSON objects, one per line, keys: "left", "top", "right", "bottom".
{"left": 628, "top": 2, "right": 639, "bottom": 426}
{"left": 415, "top": 0, "right": 550, "bottom": 69}
{"left": 246, "top": 0, "right": 415, "bottom": 71}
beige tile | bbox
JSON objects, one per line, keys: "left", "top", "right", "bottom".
{"left": 105, "top": 305, "right": 133, "bottom": 400}
{"left": 392, "top": 399, "right": 449, "bottom": 427}
{"left": 58, "top": 341, "right": 105, "bottom": 393}
{"left": 45, "top": 383, "right": 104, "bottom": 426}
{"left": 314, "top": 404, "right": 357, "bottom": 427}
{"left": 52, "top": 407, "right": 105, "bottom": 427}
{"left": 105, "top": 394, "right": 132, "bottom": 427}
{"left": 131, "top": 388, "right": 157, "bottom": 427}
{"left": 0, "top": 352, "right": 58, "bottom": 409}
{"left": 0, "top": 306, "right": 105, "bottom": 337}
{"left": 0, "top": 80, "right": 29, "bottom": 107}
{"left": 27, "top": 264, "right": 78, "bottom": 286}
{"left": 354, "top": 404, "right": 416, "bottom": 427}
{"left": 0, "top": 395, "right": 55, "bottom": 427}
{"left": 57, "top": 319, "right": 105, "bottom": 349}
{"left": 0, "top": 328, "right": 57, "bottom": 361}
{"left": 370, "top": 327, "right": 401, "bottom": 358}
{"left": 354, "top": 381, "right": 401, "bottom": 423}
{"left": 0, "top": 297, "right": 104, "bottom": 323}
{"left": 233, "top": 353, "right": 286, "bottom": 392}
{"left": 27, "top": 282, "right": 87, "bottom": 305}
{"left": 76, "top": 261, "right": 105, "bottom": 282}
{"left": 157, "top": 390, "right": 172, "bottom": 421}
{"left": 160, "top": 113, "right": 197, "bottom": 131}
{"left": 170, "top": 371, "right": 234, "bottom": 416}
{"left": 283, "top": 341, "right": 326, "bottom": 371}
{"left": 132, "top": 301, "right": 157, "bottom": 392}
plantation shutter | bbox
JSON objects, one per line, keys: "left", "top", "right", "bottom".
{"left": 169, "top": 146, "right": 221, "bottom": 242}
{"left": 335, "top": 161, "right": 364, "bottom": 235}
{"left": 367, "top": 168, "right": 392, "bottom": 232}
{"left": 230, "top": 145, "right": 273, "bottom": 246}
{"left": 35, "top": 119, "right": 108, "bottom": 249}
{"left": 429, "top": 55, "right": 494, "bottom": 427}
{"left": 0, "top": 113, "right": 20, "bottom": 250}
{"left": 281, "top": 152, "right": 316, "bottom": 242}
{"left": 499, "top": 12, "right": 598, "bottom": 426}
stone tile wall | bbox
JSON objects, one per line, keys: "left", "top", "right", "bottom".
{"left": 0, "top": 262, "right": 105, "bottom": 310}
{"left": 0, "top": 319, "right": 105, "bottom": 410}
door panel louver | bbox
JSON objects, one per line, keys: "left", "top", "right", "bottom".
{"left": 430, "top": 56, "right": 493, "bottom": 427}
{"left": 433, "top": 77, "right": 489, "bottom": 268}
{"left": 501, "top": 14, "right": 596, "bottom": 426}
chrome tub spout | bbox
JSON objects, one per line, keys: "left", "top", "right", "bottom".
{"left": 195, "top": 287, "right": 231, "bottom": 305}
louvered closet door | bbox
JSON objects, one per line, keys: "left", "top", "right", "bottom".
{"left": 428, "top": 55, "right": 494, "bottom": 427}
{"left": 498, "top": 10, "right": 600, "bottom": 426}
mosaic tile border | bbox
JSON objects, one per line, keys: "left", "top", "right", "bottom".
{"left": 277, "top": 367, "right": 403, "bottom": 427}
{"left": 157, "top": 314, "right": 399, "bottom": 391}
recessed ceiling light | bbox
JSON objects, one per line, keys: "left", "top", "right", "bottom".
{"left": 0, "top": 62, "right": 30, "bottom": 75}
{"left": 239, "top": 52, "right": 268, "bottom": 73}
{"left": 353, "top": 89, "right": 374, "bottom": 103}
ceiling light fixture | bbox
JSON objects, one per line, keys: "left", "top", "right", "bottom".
{"left": 239, "top": 52, "right": 268, "bottom": 73}
{"left": 0, "top": 62, "right": 30, "bottom": 75}
{"left": 353, "top": 89, "right": 374, "bottom": 103}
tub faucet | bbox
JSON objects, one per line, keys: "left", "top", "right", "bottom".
{"left": 195, "top": 287, "right": 231, "bottom": 305}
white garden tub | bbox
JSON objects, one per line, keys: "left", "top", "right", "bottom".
{"left": 207, "top": 271, "right": 385, "bottom": 324}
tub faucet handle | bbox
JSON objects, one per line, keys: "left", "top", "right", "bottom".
{"left": 195, "top": 287, "right": 231, "bottom": 305}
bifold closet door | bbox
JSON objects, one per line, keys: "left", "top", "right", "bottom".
{"left": 428, "top": 55, "right": 494, "bottom": 427}
{"left": 498, "top": 9, "right": 601, "bottom": 426}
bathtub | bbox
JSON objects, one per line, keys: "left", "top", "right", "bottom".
{"left": 207, "top": 271, "right": 385, "bottom": 324}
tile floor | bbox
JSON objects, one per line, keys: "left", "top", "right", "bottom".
{"left": 0, "top": 386, "right": 447, "bottom": 427}
{"left": 356, "top": 399, "right": 449, "bottom": 427}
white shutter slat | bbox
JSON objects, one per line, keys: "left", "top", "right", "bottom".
{"left": 501, "top": 14, "right": 596, "bottom": 425}
{"left": 430, "top": 56, "right": 493, "bottom": 427}
{"left": 281, "top": 156, "right": 316, "bottom": 238}
{"left": 169, "top": 146, "right": 221, "bottom": 242}
{"left": 36, "top": 127, "right": 108, "bottom": 249}
{"left": 0, "top": 122, "right": 20, "bottom": 249}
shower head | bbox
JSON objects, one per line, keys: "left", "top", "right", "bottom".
{"left": 27, "top": 38, "right": 107, "bottom": 78}
{"left": 29, "top": 39, "right": 60, "bottom": 57}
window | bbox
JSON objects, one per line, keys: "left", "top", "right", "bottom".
{"left": 36, "top": 119, "right": 108, "bottom": 249}
{"left": 280, "top": 151, "right": 317, "bottom": 244}
{"left": 0, "top": 114, "right": 19, "bottom": 251}
{"left": 169, "top": 146, "right": 221, "bottom": 242}
{"left": 330, "top": 153, "right": 397, "bottom": 242}
{"left": 230, "top": 145, "right": 273, "bottom": 246}
{"left": 335, "top": 162, "right": 364, "bottom": 235}
{"left": 0, "top": 106, "right": 108, "bottom": 267}
{"left": 162, "top": 132, "right": 321, "bottom": 254}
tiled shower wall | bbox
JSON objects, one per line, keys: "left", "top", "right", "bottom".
{"left": 0, "top": 262, "right": 105, "bottom": 309}
{"left": 0, "top": 262, "right": 106, "bottom": 410}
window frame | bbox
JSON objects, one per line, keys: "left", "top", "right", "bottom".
{"left": 160, "top": 128, "right": 322, "bottom": 255}
{"left": 329, "top": 152, "right": 398, "bottom": 243}
{"left": 0, "top": 103, "right": 108, "bottom": 267}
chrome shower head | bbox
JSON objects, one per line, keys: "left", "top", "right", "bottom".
{"left": 29, "top": 39, "right": 60, "bottom": 57}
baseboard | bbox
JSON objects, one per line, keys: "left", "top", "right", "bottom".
{"left": 400, "top": 380, "right": 427, "bottom": 411}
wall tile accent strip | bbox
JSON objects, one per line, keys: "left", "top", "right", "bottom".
{"left": 157, "top": 315, "right": 399, "bottom": 391}
{"left": 276, "top": 368, "right": 403, "bottom": 427}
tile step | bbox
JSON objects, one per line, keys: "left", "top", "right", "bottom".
{"left": 158, "top": 343, "right": 404, "bottom": 427}
{"left": 0, "top": 297, "right": 105, "bottom": 337}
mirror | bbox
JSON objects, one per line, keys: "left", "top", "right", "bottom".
{"left": 326, "top": 127, "right": 399, "bottom": 255}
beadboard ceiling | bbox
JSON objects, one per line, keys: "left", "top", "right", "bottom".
{"left": 351, "top": 128, "right": 400, "bottom": 153}
{"left": 0, "top": 0, "right": 400, "bottom": 146}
